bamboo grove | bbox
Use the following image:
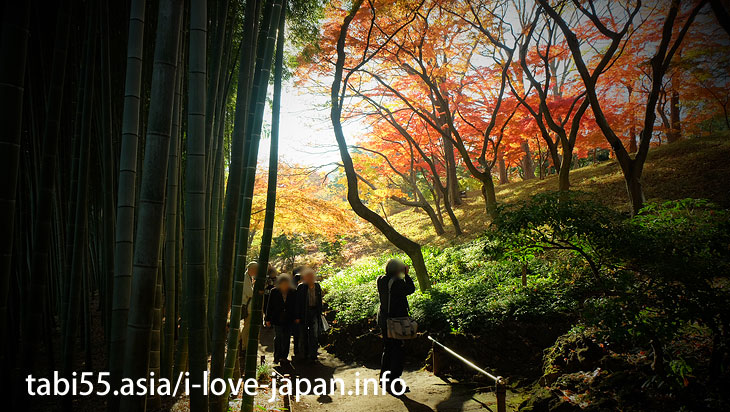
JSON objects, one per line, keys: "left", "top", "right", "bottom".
{"left": 0, "top": 0, "right": 302, "bottom": 411}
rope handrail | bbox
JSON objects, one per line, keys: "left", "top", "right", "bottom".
{"left": 427, "top": 335, "right": 502, "bottom": 383}
{"left": 428, "top": 335, "right": 507, "bottom": 412}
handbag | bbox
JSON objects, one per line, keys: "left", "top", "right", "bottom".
{"left": 385, "top": 277, "right": 418, "bottom": 339}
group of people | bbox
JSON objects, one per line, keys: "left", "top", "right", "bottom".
{"left": 241, "top": 262, "right": 324, "bottom": 364}
{"left": 241, "top": 258, "right": 416, "bottom": 395}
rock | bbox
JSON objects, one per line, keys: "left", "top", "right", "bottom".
{"left": 541, "top": 328, "right": 607, "bottom": 384}
{"left": 548, "top": 399, "right": 581, "bottom": 412}
{"left": 539, "top": 371, "right": 560, "bottom": 387}
{"left": 583, "top": 397, "right": 618, "bottom": 411}
{"left": 598, "top": 354, "right": 625, "bottom": 372}
{"left": 518, "top": 387, "right": 554, "bottom": 412}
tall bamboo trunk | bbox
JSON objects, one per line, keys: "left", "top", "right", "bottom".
{"left": 207, "top": 1, "right": 264, "bottom": 411}
{"left": 61, "top": 11, "right": 96, "bottom": 407}
{"left": 185, "top": 0, "right": 210, "bottom": 410}
{"left": 109, "top": 1, "right": 147, "bottom": 407}
{"left": 25, "top": 0, "right": 70, "bottom": 375}
{"left": 99, "top": 0, "right": 117, "bottom": 344}
{"left": 219, "top": 0, "right": 263, "bottom": 396}
{"left": 204, "top": 3, "right": 231, "bottom": 338}
{"left": 162, "top": 44, "right": 184, "bottom": 381}
{"left": 172, "top": 201, "right": 188, "bottom": 377}
{"left": 242, "top": 4, "right": 285, "bottom": 411}
{"left": 119, "top": 0, "right": 183, "bottom": 410}
{"left": 218, "top": 1, "right": 278, "bottom": 408}
{"left": 147, "top": 252, "right": 164, "bottom": 410}
{"left": 0, "top": 0, "right": 31, "bottom": 363}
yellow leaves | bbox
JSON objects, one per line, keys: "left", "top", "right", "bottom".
{"left": 249, "top": 162, "right": 359, "bottom": 241}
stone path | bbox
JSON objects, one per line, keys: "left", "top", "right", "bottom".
{"left": 257, "top": 327, "right": 523, "bottom": 412}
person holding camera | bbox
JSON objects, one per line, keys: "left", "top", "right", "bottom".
{"left": 377, "top": 258, "right": 415, "bottom": 394}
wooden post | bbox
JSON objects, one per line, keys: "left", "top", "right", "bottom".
{"left": 495, "top": 377, "right": 506, "bottom": 412}
{"left": 521, "top": 264, "right": 527, "bottom": 287}
{"left": 283, "top": 373, "right": 291, "bottom": 410}
{"left": 432, "top": 340, "right": 442, "bottom": 376}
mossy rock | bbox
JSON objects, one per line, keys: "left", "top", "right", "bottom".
{"left": 518, "top": 387, "right": 554, "bottom": 412}
{"left": 541, "top": 328, "right": 605, "bottom": 385}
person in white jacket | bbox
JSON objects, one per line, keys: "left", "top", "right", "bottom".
{"left": 238, "top": 261, "right": 258, "bottom": 363}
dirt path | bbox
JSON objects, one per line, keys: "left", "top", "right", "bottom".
{"left": 258, "top": 328, "right": 523, "bottom": 412}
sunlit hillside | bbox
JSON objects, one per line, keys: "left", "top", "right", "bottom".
{"left": 353, "top": 135, "right": 730, "bottom": 255}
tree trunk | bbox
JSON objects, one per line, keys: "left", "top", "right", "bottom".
{"left": 443, "top": 137, "right": 461, "bottom": 206}
{"left": 331, "top": 0, "right": 431, "bottom": 290}
{"left": 147, "top": 260, "right": 164, "bottom": 410}
{"left": 628, "top": 125, "right": 637, "bottom": 154}
{"left": 442, "top": 193, "right": 462, "bottom": 236}
{"left": 420, "top": 199, "right": 446, "bottom": 236}
{"left": 667, "top": 90, "right": 681, "bottom": 143}
{"left": 481, "top": 176, "right": 498, "bottom": 219}
{"left": 558, "top": 146, "right": 572, "bottom": 193}
{"left": 431, "top": 183, "right": 444, "bottom": 225}
{"left": 497, "top": 153, "right": 509, "bottom": 184}
{"left": 172, "top": 206, "right": 188, "bottom": 378}
{"left": 547, "top": 140, "right": 561, "bottom": 174}
{"left": 625, "top": 169, "right": 646, "bottom": 216}
{"left": 710, "top": 0, "right": 730, "bottom": 36}
{"left": 521, "top": 141, "right": 535, "bottom": 180}
{"left": 99, "top": 0, "right": 117, "bottom": 344}
{"left": 391, "top": 195, "right": 445, "bottom": 236}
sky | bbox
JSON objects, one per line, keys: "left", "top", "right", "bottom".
{"left": 256, "top": 78, "right": 364, "bottom": 169}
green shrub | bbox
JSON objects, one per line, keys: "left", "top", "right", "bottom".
{"left": 496, "top": 195, "right": 730, "bottom": 384}
{"left": 324, "top": 281, "right": 379, "bottom": 324}
{"left": 323, "top": 242, "right": 585, "bottom": 335}
{"left": 323, "top": 195, "right": 730, "bottom": 386}
{"left": 321, "top": 254, "right": 394, "bottom": 290}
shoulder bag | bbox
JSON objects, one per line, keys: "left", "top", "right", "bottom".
{"left": 385, "top": 277, "right": 418, "bottom": 339}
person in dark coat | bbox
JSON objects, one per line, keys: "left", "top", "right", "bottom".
{"left": 295, "top": 267, "right": 323, "bottom": 361}
{"left": 262, "top": 264, "right": 278, "bottom": 327}
{"left": 377, "top": 258, "right": 415, "bottom": 393}
{"left": 265, "top": 274, "right": 297, "bottom": 363}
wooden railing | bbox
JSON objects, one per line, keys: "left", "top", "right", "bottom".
{"left": 428, "top": 336, "right": 506, "bottom": 412}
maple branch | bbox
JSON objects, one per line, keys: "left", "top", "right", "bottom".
{"left": 537, "top": 0, "right": 640, "bottom": 169}
{"left": 355, "top": 90, "right": 450, "bottom": 196}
